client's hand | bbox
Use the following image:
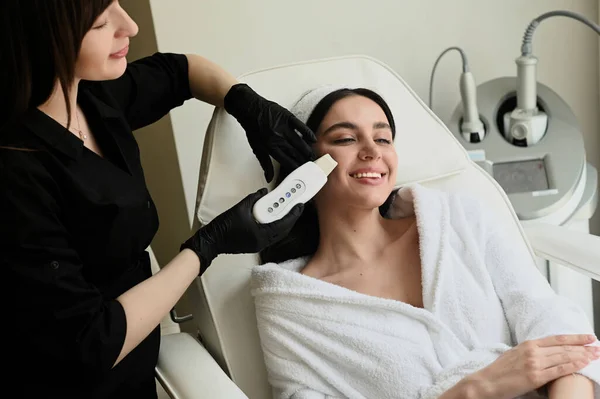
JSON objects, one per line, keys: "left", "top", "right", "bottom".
{"left": 181, "top": 188, "right": 304, "bottom": 275}
{"left": 470, "top": 334, "right": 599, "bottom": 399}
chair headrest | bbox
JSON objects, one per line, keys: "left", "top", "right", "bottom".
{"left": 195, "top": 55, "right": 469, "bottom": 225}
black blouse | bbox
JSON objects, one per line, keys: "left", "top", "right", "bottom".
{"left": 0, "top": 52, "right": 193, "bottom": 398}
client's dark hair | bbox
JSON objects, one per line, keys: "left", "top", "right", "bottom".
{"left": 260, "top": 88, "right": 397, "bottom": 264}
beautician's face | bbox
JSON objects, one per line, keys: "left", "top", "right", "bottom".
{"left": 76, "top": 1, "right": 139, "bottom": 81}
{"left": 313, "top": 95, "right": 397, "bottom": 210}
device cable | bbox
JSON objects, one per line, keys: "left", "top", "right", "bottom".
{"left": 428, "top": 46, "right": 469, "bottom": 110}
{"left": 521, "top": 10, "right": 600, "bottom": 56}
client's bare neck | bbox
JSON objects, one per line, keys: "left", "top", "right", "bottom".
{"left": 313, "top": 206, "right": 407, "bottom": 270}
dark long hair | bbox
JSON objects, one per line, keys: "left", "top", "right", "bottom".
{"left": 0, "top": 0, "right": 113, "bottom": 133}
{"left": 260, "top": 88, "right": 397, "bottom": 264}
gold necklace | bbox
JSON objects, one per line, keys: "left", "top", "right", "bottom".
{"left": 75, "top": 108, "right": 88, "bottom": 141}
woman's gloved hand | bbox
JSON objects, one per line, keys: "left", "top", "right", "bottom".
{"left": 224, "top": 83, "right": 317, "bottom": 183}
{"left": 181, "top": 188, "right": 304, "bottom": 275}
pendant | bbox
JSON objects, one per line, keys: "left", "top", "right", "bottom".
{"left": 79, "top": 130, "right": 87, "bottom": 140}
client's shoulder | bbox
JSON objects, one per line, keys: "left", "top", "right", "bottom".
{"left": 442, "top": 188, "right": 508, "bottom": 237}
{"left": 407, "top": 183, "right": 495, "bottom": 225}
{"left": 253, "top": 256, "right": 310, "bottom": 273}
{"left": 250, "top": 256, "right": 312, "bottom": 292}
{"left": 409, "top": 183, "right": 485, "bottom": 206}
{"left": 397, "top": 183, "right": 486, "bottom": 212}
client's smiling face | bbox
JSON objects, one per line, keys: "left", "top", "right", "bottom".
{"left": 312, "top": 95, "right": 397, "bottom": 210}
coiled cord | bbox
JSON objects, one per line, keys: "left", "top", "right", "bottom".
{"left": 521, "top": 10, "right": 600, "bottom": 56}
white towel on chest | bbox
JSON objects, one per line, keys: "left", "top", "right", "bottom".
{"left": 251, "top": 183, "right": 600, "bottom": 399}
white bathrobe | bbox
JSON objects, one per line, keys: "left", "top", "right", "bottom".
{"left": 251, "top": 184, "right": 600, "bottom": 399}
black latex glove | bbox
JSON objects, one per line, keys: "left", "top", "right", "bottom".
{"left": 224, "top": 83, "right": 317, "bottom": 183}
{"left": 181, "top": 188, "right": 304, "bottom": 275}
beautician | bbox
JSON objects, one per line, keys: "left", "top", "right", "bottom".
{"left": 0, "top": 1, "right": 314, "bottom": 398}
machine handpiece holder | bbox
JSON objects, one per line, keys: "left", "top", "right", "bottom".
{"left": 508, "top": 10, "right": 600, "bottom": 147}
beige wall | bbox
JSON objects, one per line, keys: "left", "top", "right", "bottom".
{"left": 121, "top": 0, "right": 600, "bottom": 328}
{"left": 120, "top": 0, "right": 190, "bottom": 268}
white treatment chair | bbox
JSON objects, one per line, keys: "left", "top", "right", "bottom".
{"left": 155, "top": 55, "right": 600, "bottom": 399}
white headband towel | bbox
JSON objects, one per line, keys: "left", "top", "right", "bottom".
{"left": 290, "top": 84, "right": 355, "bottom": 125}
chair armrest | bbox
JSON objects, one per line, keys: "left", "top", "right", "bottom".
{"left": 156, "top": 332, "right": 248, "bottom": 399}
{"left": 524, "top": 223, "right": 600, "bottom": 282}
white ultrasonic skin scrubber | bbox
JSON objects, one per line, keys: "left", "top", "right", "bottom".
{"left": 252, "top": 154, "right": 338, "bottom": 224}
